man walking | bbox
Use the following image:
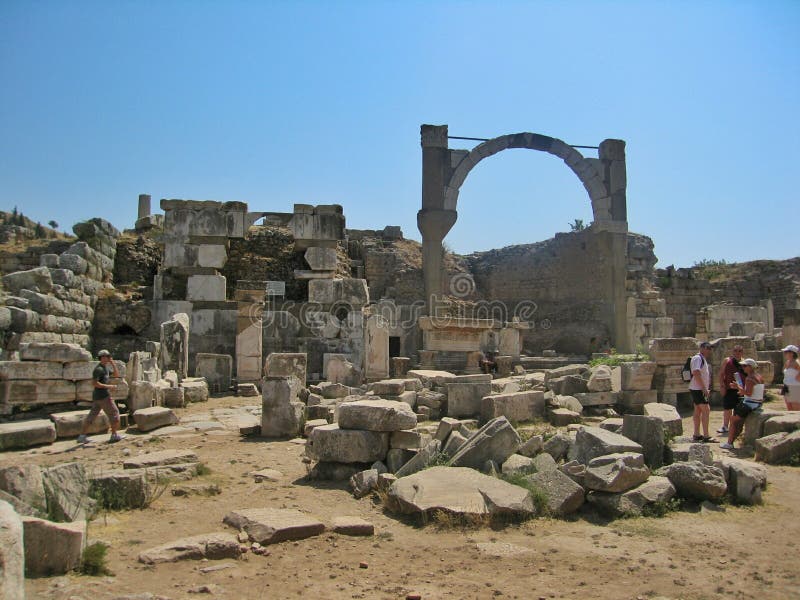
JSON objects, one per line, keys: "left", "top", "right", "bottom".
{"left": 77, "top": 349, "right": 123, "bottom": 444}
{"left": 690, "top": 342, "right": 713, "bottom": 442}
{"left": 717, "top": 344, "right": 745, "bottom": 434}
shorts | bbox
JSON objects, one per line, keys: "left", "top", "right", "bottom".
{"left": 733, "top": 399, "right": 762, "bottom": 419}
{"left": 690, "top": 389, "right": 709, "bottom": 405}
{"left": 723, "top": 389, "right": 741, "bottom": 410}
{"left": 86, "top": 396, "right": 120, "bottom": 424}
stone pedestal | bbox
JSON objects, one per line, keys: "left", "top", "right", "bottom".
{"left": 419, "top": 351, "right": 436, "bottom": 369}
{"left": 495, "top": 355, "right": 513, "bottom": 377}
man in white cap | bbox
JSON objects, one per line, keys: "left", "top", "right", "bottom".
{"left": 77, "top": 350, "right": 123, "bottom": 443}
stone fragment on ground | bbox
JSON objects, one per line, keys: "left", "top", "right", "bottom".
{"left": 0, "top": 419, "right": 57, "bottom": 450}
{"left": 251, "top": 468, "right": 283, "bottom": 482}
{"left": 22, "top": 516, "right": 85, "bottom": 575}
{"left": 41, "top": 462, "right": 95, "bottom": 522}
{"left": 656, "top": 461, "right": 727, "bottom": 502}
{"left": 123, "top": 449, "right": 199, "bottom": 469}
{"left": 754, "top": 430, "right": 800, "bottom": 464}
{"left": 525, "top": 469, "right": 585, "bottom": 516}
{"left": 331, "top": 516, "right": 374, "bottom": 536}
{"left": 584, "top": 452, "right": 650, "bottom": 493}
{"left": 387, "top": 466, "right": 535, "bottom": 518}
{"left": 570, "top": 427, "right": 642, "bottom": 464}
{"left": 587, "top": 476, "right": 676, "bottom": 517}
{"left": 350, "top": 469, "right": 379, "bottom": 498}
{"left": 133, "top": 406, "right": 179, "bottom": 432}
{"left": 138, "top": 532, "right": 241, "bottom": 564}
{"left": 715, "top": 457, "right": 768, "bottom": 505}
{"left": 448, "top": 416, "right": 520, "bottom": 470}
{"left": 223, "top": 508, "right": 325, "bottom": 545}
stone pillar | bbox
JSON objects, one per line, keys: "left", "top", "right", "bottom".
{"left": 236, "top": 290, "right": 264, "bottom": 383}
{"left": 159, "top": 313, "right": 189, "bottom": 381}
{"left": 364, "top": 314, "right": 390, "bottom": 381}
{"left": 138, "top": 194, "right": 151, "bottom": 219}
{"left": 261, "top": 376, "right": 304, "bottom": 438}
{"left": 418, "top": 124, "right": 458, "bottom": 315}
{"left": 599, "top": 139, "right": 627, "bottom": 223}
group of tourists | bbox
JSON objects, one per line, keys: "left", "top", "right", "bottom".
{"left": 688, "top": 342, "right": 800, "bottom": 449}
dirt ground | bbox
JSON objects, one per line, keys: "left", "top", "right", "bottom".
{"left": 7, "top": 395, "right": 800, "bottom": 600}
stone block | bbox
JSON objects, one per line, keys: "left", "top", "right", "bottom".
{"left": 587, "top": 365, "right": 613, "bottom": 392}
{"left": 570, "top": 427, "right": 643, "bottom": 464}
{"left": 197, "top": 244, "right": 228, "bottom": 269}
{"left": 331, "top": 516, "right": 374, "bottom": 536}
{"left": 160, "top": 313, "right": 189, "bottom": 380}
{"left": 50, "top": 410, "right": 110, "bottom": 438}
{"left": 643, "top": 402, "right": 683, "bottom": 436}
{"left": 481, "top": 391, "right": 545, "bottom": 423}
{"left": 187, "top": 274, "right": 226, "bottom": 301}
{"left": 448, "top": 416, "right": 520, "bottom": 470}
{"left": 656, "top": 461, "right": 727, "bottom": 502}
{"left": 133, "top": 406, "right": 179, "bottom": 432}
{"left": 446, "top": 382, "right": 492, "bottom": 418}
{"left": 390, "top": 429, "right": 429, "bottom": 450}
{"left": 587, "top": 476, "right": 676, "bottom": 518}
{"left": 372, "top": 379, "right": 407, "bottom": 396}
{"left": 754, "top": 430, "right": 800, "bottom": 464}
{"left": 622, "top": 415, "right": 665, "bottom": 468}
{"left": 22, "top": 517, "right": 85, "bottom": 576}
{"left": 137, "top": 532, "right": 241, "bottom": 564}
{"left": 584, "top": 452, "right": 650, "bottom": 493}
{"left": 337, "top": 399, "right": 417, "bottom": 432}
{"left": 264, "top": 352, "right": 307, "bottom": 388}
{"left": 305, "top": 247, "right": 338, "bottom": 271}
{"left": 573, "top": 392, "right": 619, "bottom": 407}
{"left": 194, "top": 353, "right": 232, "bottom": 393}
{"left": 163, "top": 387, "right": 185, "bottom": 408}
{"left": 526, "top": 470, "right": 585, "bottom": 516}
{"left": 620, "top": 362, "right": 657, "bottom": 391}
{"left": 0, "top": 360, "right": 63, "bottom": 380}
{"left": 762, "top": 413, "right": 800, "bottom": 436}
{"left": 123, "top": 449, "right": 198, "bottom": 469}
{"left": 618, "top": 390, "right": 658, "bottom": 414}
{"left": 648, "top": 338, "right": 698, "bottom": 366}
{"left": 0, "top": 420, "right": 56, "bottom": 450}
{"left": 128, "top": 380, "right": 159, "bottom": 412}
{"left": 2, "top": 267, "right": 53, "bottom": 294}
{"left": 19, "top": 342, "right": 91, "bottom": 362}
{"left": 306, "top": 424, "right": 389, "bottom": 463}
{"left": 548, "top": 408, "right": 581, "bottom": 427}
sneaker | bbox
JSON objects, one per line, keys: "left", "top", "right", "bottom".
{"left": 76, "top": 434, "right": 88, "bottom": 444}
{"left": 720, "top": 442, "right": 735, "bottom": 450}
{"left": 716, "top": 427, "right": 729, "bottom": 434}
{"left": 109, "top": 433, "right": 124, "bottom": 443}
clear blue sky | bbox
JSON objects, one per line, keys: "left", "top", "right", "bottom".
{"left": 1, "top": 1, "right": 798, "bottom": 268}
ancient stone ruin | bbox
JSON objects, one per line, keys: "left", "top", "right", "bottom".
{"left": 0, "top": 125, "right": 798, "bottom": 597}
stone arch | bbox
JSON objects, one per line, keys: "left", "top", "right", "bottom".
{"left": 443, "top": 132, "right": 613, "bottom": 222}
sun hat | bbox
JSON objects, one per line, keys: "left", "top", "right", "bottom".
{"left": 781, "top": 344, "right": 799, "bottom": 354}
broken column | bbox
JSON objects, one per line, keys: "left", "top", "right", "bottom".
{"left": 261, "top": 377, "right": 304, "bottom": 438}
{"left": 235, "top": 285, "right": 265, "bottom": 383}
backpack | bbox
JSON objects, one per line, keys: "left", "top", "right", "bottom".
{"left": 681, "top": 354, "right": 704, "bottom": 382}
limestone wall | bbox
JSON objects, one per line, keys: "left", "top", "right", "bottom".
{"left": 0, "top": 218, "right": 120, "bottom": 351}
{"left": 656, "top": 259, "right": 800, "bottom": 336}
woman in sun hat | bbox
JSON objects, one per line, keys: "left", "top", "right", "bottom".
{"left": 720, "top": 358, "right": 764, "bottom": 450}
{"left": 782, "top": 344, "right": 800, "bottom": 411}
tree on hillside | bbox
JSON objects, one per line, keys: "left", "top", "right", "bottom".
{"left": 569, "top": 218, "right": 586, "bottom": 232}
{"left": 47, "top": 220, "right": 58, "bottom": 230}
{"left": 34, "top": 222, "right": 45, "bottom": 238}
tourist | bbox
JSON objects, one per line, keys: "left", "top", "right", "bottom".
{"left": 720, "top": 358, "right": 764, "bottom": 450}
{"left": 480, "top": 350, "right": 497, "bottom": 375}
{"left": 782, "top": 344, "right": 800, "bottom": 411}
{"left": 77, "top": 349, "right": 123, "bottom": 444}
{"left": 690, "top": 342, "right": 713, "bottom": 442}
{"left": 717, "top": 344, "right": 745, "bottom": 434}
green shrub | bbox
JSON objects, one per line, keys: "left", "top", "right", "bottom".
{"left": 80, "top": 542, "right": 111, "bottom": 576}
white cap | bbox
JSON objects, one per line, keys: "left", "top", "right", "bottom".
{"left": 742, "top": 358, "right": 758, "bottom": 369}
{"left": 782, "top": 345, "right": 799, "bottom": 354}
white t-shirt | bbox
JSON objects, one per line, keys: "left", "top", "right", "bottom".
{"left": 785, "top": 367, "right": 800, "bottom": 387}
{"left": 689, "top": 354, "right": 710, "bottom": 391}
